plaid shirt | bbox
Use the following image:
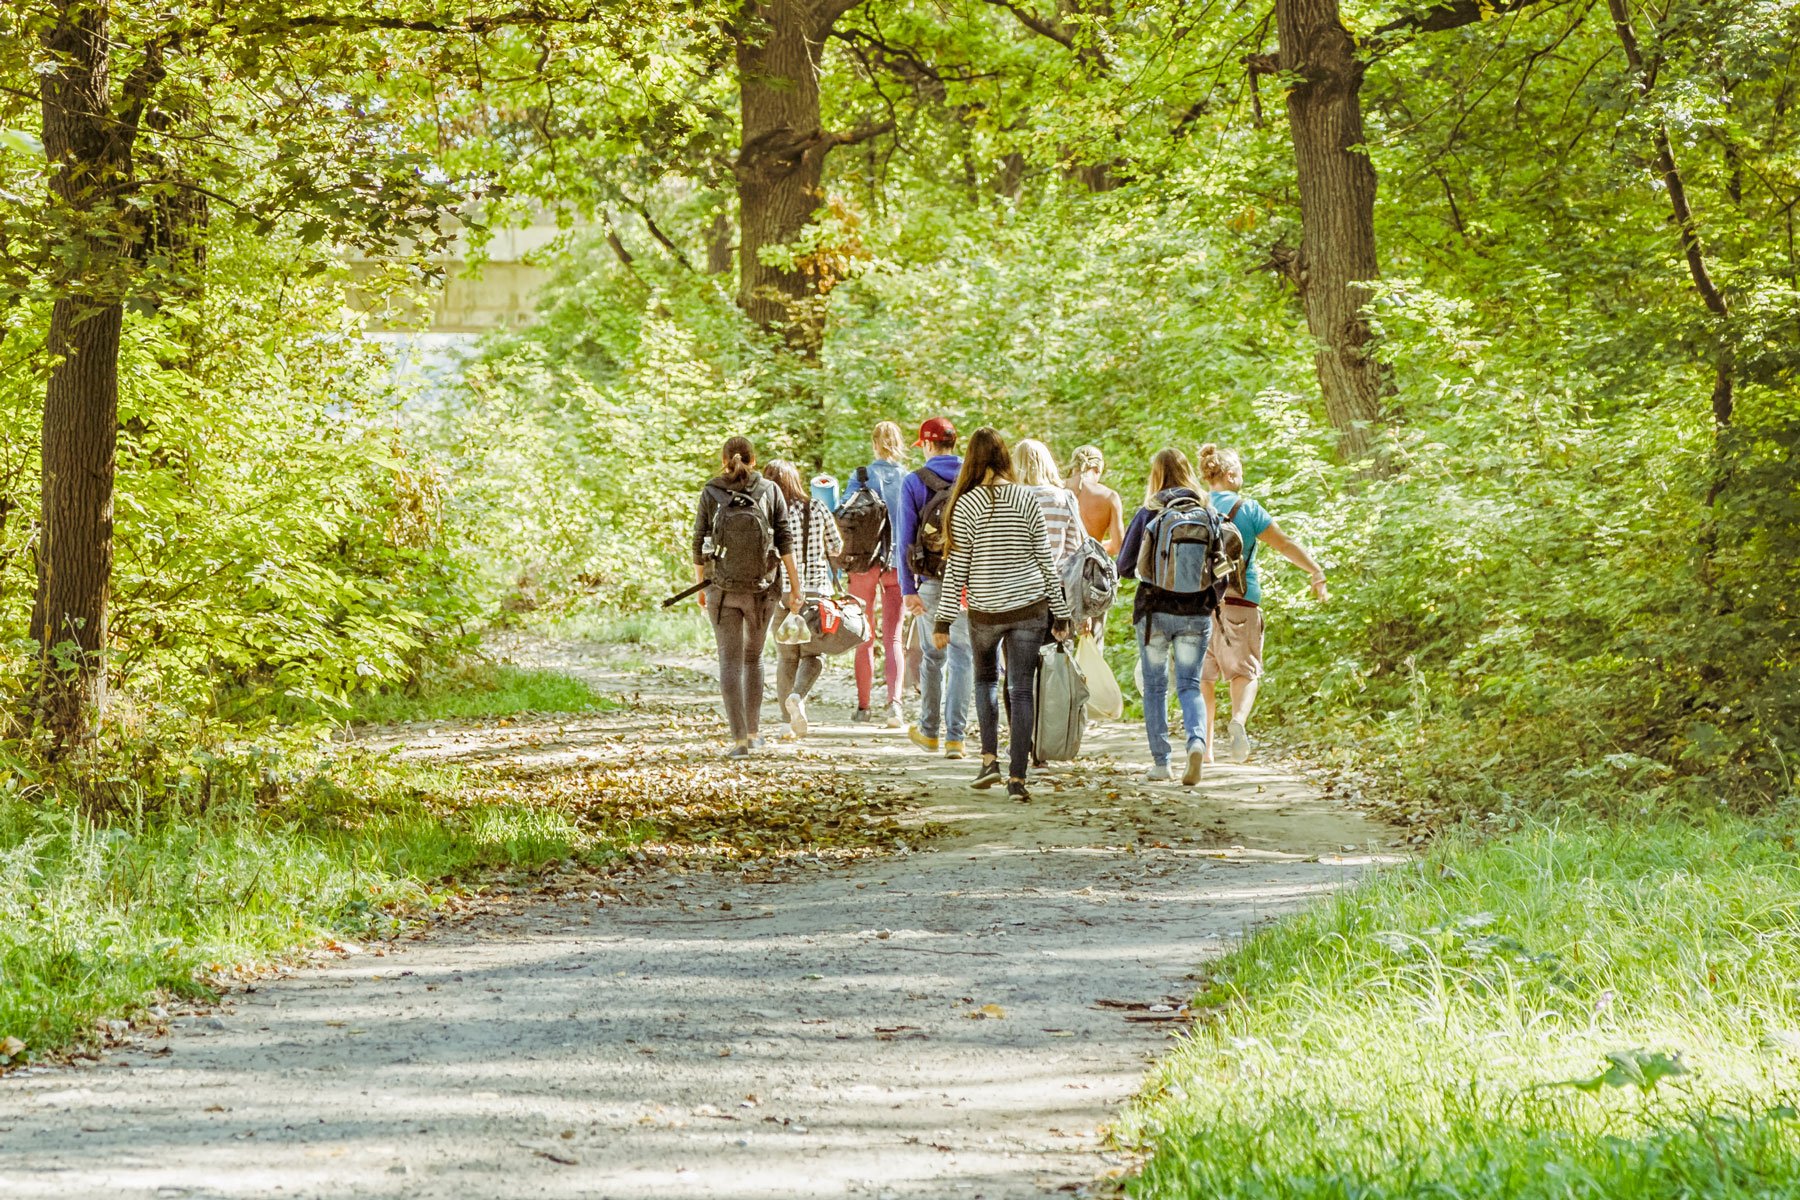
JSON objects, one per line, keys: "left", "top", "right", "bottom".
{"left": 780, "top": 497, "right": 843, "bottom": 594}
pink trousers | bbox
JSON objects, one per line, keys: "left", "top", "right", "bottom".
{"left": 848, "top": 566, "right": 903, "bottom": 709}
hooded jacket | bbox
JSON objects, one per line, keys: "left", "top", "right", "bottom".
{"left": 1116, "top": 486, "right": 1219, "bottom": 622}
{"left": 692, "top": 472, "right": 793, "bottom": 592}
{"left": 896, "top": 453, "right": 962, "bottom": 596}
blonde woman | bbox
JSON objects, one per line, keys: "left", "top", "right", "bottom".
{"left": 1114, "top": 448, "right": 1215, "bottom": 785}
{"left": 1066, "top": 445, "right": 1124, "bottom": 555}
{"left": 840, "top": 421, "right": 909, "bottom": 727}
{"left": 1013, "top": 439, "right": 1085, "bottom": 565}
{"left": 1195, "top": 443, "right": 1329, "bottom": 764}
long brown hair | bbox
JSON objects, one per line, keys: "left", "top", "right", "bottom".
{"left": 718, "top": 435, "right": 756, "bottom": 486}
{"left": 761, "top": 459, "right": 808, "bottom": 505}
{"left": 1144, "top": 447, "right": 1202, "bottom": 505}
{"left": 944, "top": 427, "right": 1014, "bottom": 552}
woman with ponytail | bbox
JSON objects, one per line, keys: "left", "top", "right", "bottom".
{"left": 691, "top": 436, "right": 804, "bottom": 757}
{"left": 1195, "top": 442, "right": 1329, "bottom": 765}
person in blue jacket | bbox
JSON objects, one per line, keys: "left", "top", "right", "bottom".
{"left": 897, "top": 416, "right": 973, "bottom": 759}
{"left": 840, "top": 420, "right": 911, "bottom": 727}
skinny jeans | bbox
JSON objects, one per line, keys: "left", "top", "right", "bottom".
{"left": 707, "top": 587, "right": 778, "bottom": 742}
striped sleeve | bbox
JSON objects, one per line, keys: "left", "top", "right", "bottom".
{"left": 936, "top": 485, "right": 1073, "bottom": 623}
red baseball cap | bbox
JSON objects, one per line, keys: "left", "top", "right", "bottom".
{"left": 914, "top": 417, "right": 956, "bottom": 446}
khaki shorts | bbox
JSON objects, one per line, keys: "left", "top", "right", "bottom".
{"left": 1202, "top": 603, "right": 1264, "bottom": 682}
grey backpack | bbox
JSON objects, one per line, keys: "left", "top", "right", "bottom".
{"left": 1034, "top": 639, "right": 1090, "bottom": 762}
{"left": 1060, "top": 535, "right": 1119, "bottom": 624}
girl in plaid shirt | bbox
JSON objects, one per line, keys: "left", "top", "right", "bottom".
{"left": 763, "top": 461, "right": 843, "bottom": 739}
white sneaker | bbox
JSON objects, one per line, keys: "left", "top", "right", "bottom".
{"left": 1229, "top": 721, "right": 1251, "bottom": 763}
{"left": 785, "top": 695, "right": 808, "bottom": 739}
{"left": 1182, "top": 744, "right": 1205, "bottom": 787}
{"left": 1146, "top": 762, "right": 1172, "bottom": 782}
{"left": 885, "top": 700, "right": 904, "bottom": 729}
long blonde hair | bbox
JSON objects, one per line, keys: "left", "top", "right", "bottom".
{"left": 1145, "top": 447, "right": 1203, "bottom": 505}
{"left": 1197, "top": 443, "right": 1244, "bottom": 489}
{"left": 1012, "top": 439, "right": 1061, "bottom": 488}
{"left": 872, "top": 420, "right": 908, "bottom": 465}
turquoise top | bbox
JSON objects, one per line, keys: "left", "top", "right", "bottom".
{"left": 1211, "top": 491, "right": 1274, "bottom": 604}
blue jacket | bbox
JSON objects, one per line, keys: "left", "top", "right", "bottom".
{"left": 839, "top": 459, "right": 908, "bottom": 566}
{"left": 896, "top": 454, "right": 962, "bottom": 596}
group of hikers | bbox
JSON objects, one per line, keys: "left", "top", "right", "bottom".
{"left": 689, "top": 418, "right": 1329, "bottom": 802}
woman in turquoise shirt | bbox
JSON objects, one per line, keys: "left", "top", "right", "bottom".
{"left": 1197, "top": 443, "right": 1331, "bottom": 765}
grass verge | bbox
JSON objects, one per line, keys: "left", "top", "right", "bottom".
{"left": 229, "top": 661, "right": 617, "bottom": 726}
{"left": 1119, "top": 814, "right": 1800, "bottom": 1198}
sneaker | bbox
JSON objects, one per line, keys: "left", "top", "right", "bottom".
{"left": 1146, "top": 762, "right": 1171, "bottom": 782}
{"left": 749, "top": 736, "right": 766, "bottom": 751}
{"left": 1229, "top": 720, "right": 1252, "bottom": 764}
{"left": 1007, "top": 778, "right": 1031, "bottom": 803}
{"left": 944, "top": 740, "right": 966, "bottom": 760}
{"left": 729, "top": 742, "right": 751, "bottom": 759}
{"left": 852, "top": 708, "right": 873, "bottom": 725}
{"left": 971, "top": 762, "right": 1004, "bottom": 790}
{"left": 885, "top": 700, "right": 904, "bottom": 729}
{"left": 1182, "top": 742, "right": 1205, "bottom": 786}
{"left": 784, "top": 695, "right": 808, "bottom": 739}
{"left": 908, "top": 726, "right": 941, "bottom": 753}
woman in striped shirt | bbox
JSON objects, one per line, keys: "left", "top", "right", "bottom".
{"left": 1012, "top": 438, "right": 1085, "bottom": 564}
{"left": 764, "top": 460, "right": 844, "bottom": 739}
{"left": 931, "top": 428, "right": 1073, "bottom": 801}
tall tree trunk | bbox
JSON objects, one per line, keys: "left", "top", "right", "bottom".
{"left": 32, "top": 0, "right": 135, "bottom": 746}
{"left": 734, "top": 0, "right": 834, "bottom": 358}
{"left": 706, "top": 208, "right": 735, "bottom": 275}
{"left": 1272, "top": 0, "right": 1388, "bottom": 457}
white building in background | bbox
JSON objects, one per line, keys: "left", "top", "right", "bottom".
{"left": 347, "top": 212, "right": 583, "bottom": 333}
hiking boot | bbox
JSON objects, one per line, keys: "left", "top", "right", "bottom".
{"left": 1229, "top": 720, "right": 1252, "bottom": 764}
{"left": 784, "top": 695, "right": 808, "bottom": 739}
{"left": 908, "top": 726, "right": 941, "bottom": 753}
{"left": 1146, "top": 761, "right": 1171, "bottom": 782}
{"left": 1007, "top": 778, "right": 1031, "bottom": 803}
{"left": 885, "top": 700, "right": 904, "bottom": 728}
{"left": 971, "top": 762, "right": 1003, "bottom": 790}
{"left": 944, "top": 740, "right": 966, "bottom": 760}
{"left": 1182, "top": 742, "right": 1205, "bottom": 787}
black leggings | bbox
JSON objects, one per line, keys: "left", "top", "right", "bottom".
{"left": 708, "top": 587, "right": 777, "bottom": 742}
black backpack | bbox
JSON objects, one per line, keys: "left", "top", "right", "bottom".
{"left": 835, "top": 467, "right": 890, "bottom": 575}
{"left": 1218, "top": 495, "right": 1250, "bottom": 599}
{"left": 906, "top": 468, "right": 954, "bottom": 581}
{"left": 708, "top": 483, "right": 777, "bottom": 593}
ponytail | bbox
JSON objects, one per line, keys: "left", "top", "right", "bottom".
{"left": 1197, "top": 443, "right": 1244, "bottom": 489}
{"left": 719, "top": 435, "right": 757, "bottom": 486}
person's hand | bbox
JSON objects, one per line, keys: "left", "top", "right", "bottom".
{"left": 904, "top": 594, "right": 925, "bottom": 617}
{"left": 931, "top": 630, "right": 950, "bottom": 651}
{"left": 1051, "top": 619, "right": 1074, "bottom": 644}
{"left": 696, "top": 590, "right": 707, "bottom": 610}
{"left": 1310, "top": 574, "right": 1330, "bottom": 602}
{"left": 787, "top": 590, "right": 804, "bottom": 614}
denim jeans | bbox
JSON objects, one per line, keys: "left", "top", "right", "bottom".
{"left": 916, "top": 577, "right": 972, "bottom": 741}
{"left": 970, "top": 613, "right": 1049, "bottom": 781}
{"left": 1137, "top": 611, "right": 1212, "bottom": 765}
{"left": 707, "top": 587, "right": 778, "bottom": 742}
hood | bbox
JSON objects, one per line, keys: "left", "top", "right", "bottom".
{"left": 1146, "top": 486, "right": 1203, "bottom": 512}
{"left": 924, "top": 454, "right": 961, "bottom": 482}
{"left": 707, "top": 471, "right": 760, "bottom": 493}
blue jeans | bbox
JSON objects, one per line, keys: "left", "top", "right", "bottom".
{"left": 916, "top": 578, "right": 972, "bottom": 741}
{"left": 1137, "top": 611, "right": 1212, "bottom": 765}
{"left": 970, "top": 613, "right": 1049, "bottom": 781}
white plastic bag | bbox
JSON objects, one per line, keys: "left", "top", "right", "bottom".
{"left": 1076, "top": 634, "right": 1124, "bottom": 720}
{"left": 775, "top": 611, "right": 811, "bottom": 645}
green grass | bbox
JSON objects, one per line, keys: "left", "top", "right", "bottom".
{"left": 1120, "top": 814, "right": 1800, "bottom": 1198}
{"left": 544, "top": 605, "right": 714, "bottom": 654}
{"left": 0, "top": 750, "right": 628, "bottom": 1058}
{"left": 229, "top": 662, "right": 617, "bottom": 726}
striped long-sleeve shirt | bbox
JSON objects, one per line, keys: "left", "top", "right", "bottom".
{"left": 933, "top": 483, "right": 1073, "bottom": 631}
{"left": 1033, "top": 484, "right": 1086, "bottom": 565}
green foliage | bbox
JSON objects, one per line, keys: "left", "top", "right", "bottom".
{"left": 232, "top": 662, "right": 616, "bottom": 726}
{"left": 1120, "top": 816, "right": 1800, "bottom": 1199}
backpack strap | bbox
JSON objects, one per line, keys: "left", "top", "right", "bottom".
{"left": 1227, "top": 495, "right": 1246, "bottom": 521}
{"left": 857, "top": 466, "right": 870, "bottom": 487}
{"left": 915, "top": 466, "right": 949, "bottom": 495}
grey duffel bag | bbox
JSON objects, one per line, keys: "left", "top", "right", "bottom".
{"left": 1034, "top": 638, "right": 1090, "bottom": 762}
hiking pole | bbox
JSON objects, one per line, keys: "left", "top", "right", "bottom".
{"left": 662, "top": 580, "right": 708, "bottom": 609}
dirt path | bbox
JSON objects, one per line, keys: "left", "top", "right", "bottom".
{"left": 1, "top": 642, "right": 1396, "bottom": 1199}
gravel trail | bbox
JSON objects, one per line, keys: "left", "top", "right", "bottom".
{"left": 1, "top": 644, "right": 1396, "bottom": 1199}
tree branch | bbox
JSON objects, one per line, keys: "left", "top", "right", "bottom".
{"left": 979, "top": 0, "right": 1075, "bottom": 49}
{"left": 623, "top": 196, "right": 695, "bottom": 271}
{"left": 1372, "top": 0, "right": 1552, "bottom": 40}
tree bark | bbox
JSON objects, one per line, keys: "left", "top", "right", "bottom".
{"left": 734, "top": 0, "right": 839, "bottom": 357}
{"left": 31, "top": 0, "right": 136, "bottom": 746}
{"left": 1273, "top": 0, "right": 1388, "bottom": 457}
